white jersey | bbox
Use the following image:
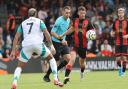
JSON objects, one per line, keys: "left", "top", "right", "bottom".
{"left": 18, "top": 17, "right": 46, "bottom": 47}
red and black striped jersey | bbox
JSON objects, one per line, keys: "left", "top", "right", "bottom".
{"left": 113, "top": 19, "right": 128, "bottom": 45}
{"left": 73, "top": 18, "right": 93, "bottom": 48}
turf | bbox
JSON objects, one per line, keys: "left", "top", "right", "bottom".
{"left": 0, "top": 71, "right": 128, "bottom": 89}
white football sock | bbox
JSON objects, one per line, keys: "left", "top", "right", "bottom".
{"left": 13, "top": 67, "right": 22, "bottom": 85}
{"left": 49, "top": 58, "right": 58, "bottom": 81}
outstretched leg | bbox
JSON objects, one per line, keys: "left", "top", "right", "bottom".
{"left": 11, "top": 61, "right": 26, "bottom": 89}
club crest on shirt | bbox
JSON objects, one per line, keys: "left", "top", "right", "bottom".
{"left": 83, "top": 23, "right": 88, "bottom": 28}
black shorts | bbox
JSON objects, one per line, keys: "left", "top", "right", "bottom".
{"left": 115, "top": 45, "right": 128, "bottom": 56}
{"left": 53, "top": 41, "right": 70, "bottom": 61}
{"left": 75, "top": 47, "right": 86, "bottom": 59}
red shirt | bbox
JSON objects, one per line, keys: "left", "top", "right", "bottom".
{"left": 113, "top": 19, "right": 128, "bottom": 45}
{"left": 74, "top": 18, "right": 93, "bottom": 48}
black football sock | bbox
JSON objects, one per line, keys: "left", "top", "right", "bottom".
{"left": 65, "top": 64, "right": 72, "bottom": 77}
{"left": 45, "top": 67, "right": 52, "bottom": 77}
{"left": 80, "top": 67, "right": 85, "bottom": 73}
{"left": 117, "top": 60, "right": 121, "bottom": 67}
{"left": 58, "top": 60, "right": 68, "bottom": 71}
{"left": 122, "top": 60, "right": 127, "bottom": 73}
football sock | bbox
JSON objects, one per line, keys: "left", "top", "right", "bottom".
{"left": 81, "top": 67, "right": 85, "bottom": 73}
{"left": 45, "top": 60, "right": 68, "bottom": 77}
{"left": 45, "top": 67, "right": 52, "bottom": 77}
{"left": 65, "top": 64, "right": 72, "bottom": 77}
{"left": 49, "top": 58, "right": 58, "bottom": 80}
{"left": 58, "top": 60, "right": 68, "bottom": 71}
{"left": 12, "top": 67, "right": 22, "bottom": 85}
{"left": 117, "top": 60, "right": 121, "bottom": 67}
{"left": 122, "top": 60, "right": 127, "bottom": 73}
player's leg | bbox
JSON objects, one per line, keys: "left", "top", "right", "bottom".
{"left": 122, "top": 56, "right": 127, "bottom": 76}
{"left": 79, "top": 58, "right": 85, "bottom": 79}
{"left": 43, "top": 42, "right": 61, "bottom": 82}
{"left": 11, "top": 61, "right": 26, "bottom": 89}
{"left": 43, "top": 55, "right": 60, "bottom": 82}
{"left": 43, "top": 50, "right": 60, "bottom": 82}
{"left": 64, "top": 51, "right": 76, "bottom": 84}
{"left": 115, "top": 45, "right": 123, "bottom": 76}
{"left": 62, "top": 46, "right": 76, "bottom": 84}
{"left": 121, "top": 45, "right": 128, "bottom": 76}
{"left": 41, "top": 45, "right": 63, "bottom": 87}
{"left": 54, "top": 43, "right": 69, "bottom": 71}
{"left": 41, "top": 60, "right": 49, "bottom": 73}
{"left": 11, "top": 47, "right": 32, "bottom": 89}
{"left": 116, "top": 56, "right": 123, "bottom": 76}
{"left": 77, "top": 47, "right": 86, "bottom": 80}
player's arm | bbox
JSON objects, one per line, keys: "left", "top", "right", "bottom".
{"left": 43, "top": 29, "right": 56, "bottom": 54}
{"left": 61, "top": 20, "right": 74, "bottom": 37}
{"left": 123, "top": 20, "right": 128, "bottom": 39}
{"left": 12, "top": 33, "right": 21, "bottom": 51}
{"left": 63, "top": 26, "right": 74, "bottom": 36}
{"left": 123, "top": 33, "right": 128, "bottom": 38}
{"left": 10, "top": 25, "right": 22, "bottom": 60}
{"left": 43, "top": 29, "right": 53, "bottom": 46}
{"left": 40, "top": 21, "right": 52, "bottom": 46}
{"left": 41, "top": 21, "right": 56, "bottom": 54}
{"left": 12, "top": 25, "right": 22, "bottom": 51}
{"left": 111, "top": 21, "right": 116, "bottom": 37}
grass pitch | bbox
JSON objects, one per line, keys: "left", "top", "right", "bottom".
{"left": 0, "top": 71, "right": 128, "bottom": 89}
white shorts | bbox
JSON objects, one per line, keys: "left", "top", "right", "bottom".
{"left": 19, "top": 44, "right": 50, "bottom": 62}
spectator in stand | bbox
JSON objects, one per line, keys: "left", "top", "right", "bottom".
{"left": 85, "top": 3, "right": 94, "bottom": 18}
{"left": 0, "top": 21, "right": 4, "bottom": 59}
{"left": 6, "top": 0, "right": 18, "bottom": 15}
{"left": 6, "top": 13, "right": 16, "bottom": 41}
{"left": 101, "top": 39, "right": 112, "bottom": 56}
{"left": 4, "top": 35, "right": 12, "bottom": 58}
{"left": 30, "top": 0, "right": 37, "bottom": 8}
{"left": 0, "top": 23, "right": 4, "bottom": 59}
{"left": 38, "top": 6, "right": 48, "bottom": 21}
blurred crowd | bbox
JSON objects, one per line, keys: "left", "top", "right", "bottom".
{"left": 0, "top": 0, "right": 128, "bottom": 59}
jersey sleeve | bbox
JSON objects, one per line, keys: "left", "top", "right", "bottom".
{"left": 40, "top": 20, "right": 47, "bottom": 30}
{"left": 51, "top": 18, "right": 60, "bottom": 33}
{"left": 17, "top": 24, "right": 23, "bottom": 34}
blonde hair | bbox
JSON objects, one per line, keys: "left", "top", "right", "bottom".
{"left": 28, "top": 8, "right": 37, "bottom": 17}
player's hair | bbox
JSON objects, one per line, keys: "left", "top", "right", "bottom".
{"left": 28, "top": 8, "right": 37, "bottom": 17}
{"left": 62, "top": 6, "right": 71, "bottom": 11}
{"left": 117, "top": 4, "right": 126, "bottom": 13}
{"left": 78, "top": 6, "right": 86, "bottom": 12}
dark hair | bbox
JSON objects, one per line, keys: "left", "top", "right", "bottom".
{"left": 62, "top": 6, "right": 71, "bottom": 11}
{"left": 78, "top": 6, "right": 86, "bottom": 11}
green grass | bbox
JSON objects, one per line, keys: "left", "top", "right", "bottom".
{"left": 0, "top": 71, "right": 128, "bottom": 89}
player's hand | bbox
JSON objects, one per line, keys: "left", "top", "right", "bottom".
{"left": 9, "top": 50, "right": 16, "bottom": 60}
{"left": 50, "top": 44, "right": 56, "bottom": 55}
{"left": 59, "top": 34, "right": 65, "bottom": 39}
{"left": 56, "top": 35, "right": 61, "bottom": 39}
{"left": 123, "top": 35, "right": 128, "bottom": 39}
{"left": 61, "top": 40, "right": 68, "bottom": 45}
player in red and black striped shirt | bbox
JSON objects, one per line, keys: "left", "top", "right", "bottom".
{"left": 61, "top": 6, "right": 93, "bottom": 83}
{"left": 112, "top": 5, "right": 128, "bottom": 76}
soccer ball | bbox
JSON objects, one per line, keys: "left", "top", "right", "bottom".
{"left": 86, "top": 29, "right": 96, "bottom": 40}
